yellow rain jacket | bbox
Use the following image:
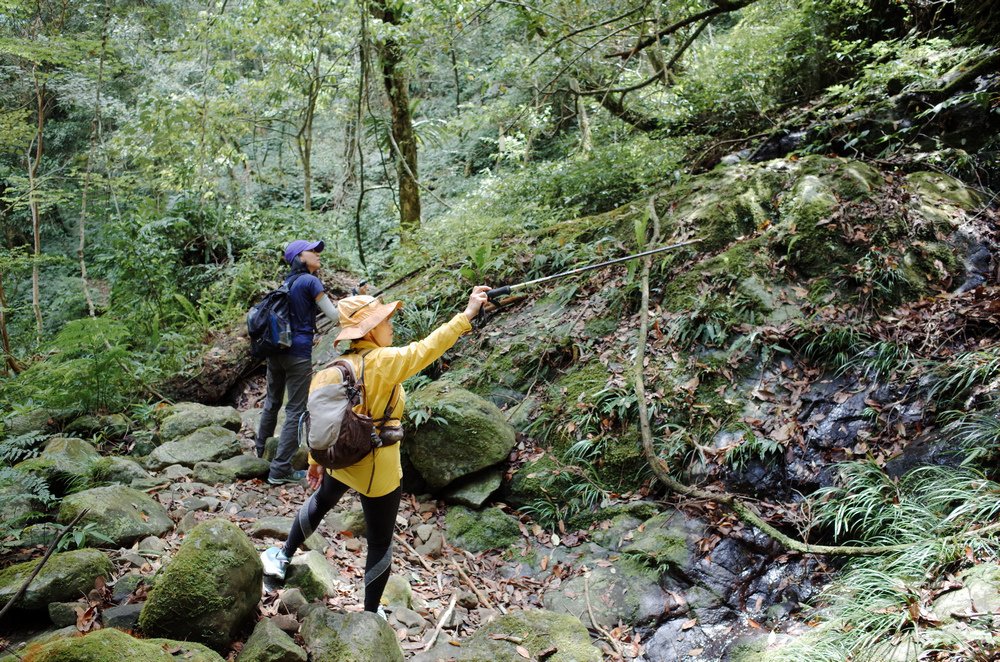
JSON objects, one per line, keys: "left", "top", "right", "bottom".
{"left": 307, "top": 312, "right": 473, "bottom": 497}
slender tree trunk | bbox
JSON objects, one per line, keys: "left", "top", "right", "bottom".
{"left": 28, "top": 66, "right": 46, "bottom": 340}
{"left": 449, "top": 46, "right": 461, "bottom": 116}
{"left": 0, "top": 268, "right": 22, "bottom": 374}
{"left": 297, "top": 41, "right": 322, "bottom": 213}
{"left": 571, "top": 79, "right": 592, "bottom": 154}
{"left": 78, "top": 11, "right": 109, "bottom": 318}
{"left": 371, "top": 0, "right": 420, "bottom": 238}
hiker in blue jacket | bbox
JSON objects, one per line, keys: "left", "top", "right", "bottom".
{"left": 256, "top": 239, "right": 338, "bottom": 484}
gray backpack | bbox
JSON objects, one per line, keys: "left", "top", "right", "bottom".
{"left": 301, "top": 354, "right": 400, "bottom": 477}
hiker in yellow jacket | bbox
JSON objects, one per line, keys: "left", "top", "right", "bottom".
{"left": 260, "top": 285, "right": 491, "bottom": 618}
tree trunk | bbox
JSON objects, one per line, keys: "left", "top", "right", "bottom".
{"left": 297, "top": 43, "right": 322, "bottom": 213}
{"left": 571, "top": 79, "right": 592, "bottom": 154}
{"left": 28, "top": 66, "right": 46, "bottom": 340}
{"left": 78, "top": 13, "right": 109, "bottom": 318}
{"left": 371, "top": 0, "right": 420, "bottom": 238}
{"left": 0, "top": 267, "right": 22, "bottom": 374}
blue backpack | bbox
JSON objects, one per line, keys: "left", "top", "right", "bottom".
{"left": 247, "top": 274, "right": 304, "bottom": 358}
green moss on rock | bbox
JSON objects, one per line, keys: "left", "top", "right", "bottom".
{"left": 0, "top": 549, "right": 112, "bottom": 610}
{"left": 138, "top": 518, "right": 261, "bottom": 651}
{"left": 445, "top": 505, "right": 520, "bottom": 553}
{"left": 20, "top": 627, "right": 224, "bottom": 662}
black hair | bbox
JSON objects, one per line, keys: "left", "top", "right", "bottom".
{"left": 287, "top": 255, "right": 309, "bottom": 277}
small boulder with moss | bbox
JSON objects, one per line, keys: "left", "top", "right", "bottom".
{"left": 238, "top": 618, "right": 307, "bottom": 662}
{"left": 414, "top": 609, "right": 602, "bottom": 662}
{"left": 406, "top": 382, "right": 517, "bottom": 490}
{"left": 444, "top": 505, "right": 520, "bottom": 553}
{"left": 0, "top": 549, "right": 112, "bottom": 610}
{"left": 138, "top": 518, "right": 262, "bottom": 651}
{"left": 159, "top": 402, "right": 242, "bottom": 441}
{"left": 19, "top": 627, "right": 224, "bottom": 662}
{"left": 300, "top": 609, "right": 403, "bottom": 662}
{"left": 58, "top": 485, "right": 172, "bottom": 547}
{"left": 144, "top": 425, "right": 241, "bottom": 471}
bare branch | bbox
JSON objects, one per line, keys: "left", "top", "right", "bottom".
{"left": 606, "top": 0, "right": 758, "bottom": 59}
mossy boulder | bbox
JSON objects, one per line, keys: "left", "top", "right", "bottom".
{"left": 445, "top": 505, "right": 520, "bottom": 553}
{"left": 299, "top": 609, "right": 403, "bottom": 662}
{"left": 503, "top": 453, "right": 561, "bottom": 509}
{"left": 58, "top": 485, "right": 172, "bottom": 547}
{"left": 138, "top": 518, "right": 262, "bottom": 651}
{"left": 193, "top": 454, "right": 269, "bottom": 484}
{"left": 414, "top": 609, "right": 602, "bottom": 662}
{"left": 620, "top": 510, "right": 696, "bottom": 573}
{"left": 159, "top": 402, "right": 242, "bottom": 441}
{"left": 144, "top": 425, "right": 241, "bottom": 471}
{"left": 237, "top": 618, "right": 307, "bottom": 662}
{"left": 86, "top": 456, "right": 149, "bottom": 485}
{"left": 39, "top": 437, "right": 100, "bottom": 479}
{"left": 543, "top": 563, "right": 669, "bottom": 629}
{"left": 907, "top": 170, "right": 983, "bottom": 226}
{"left": 285, "top": 550, "right": 341, "bottom": 601}
{"left": 19, "top": 627, "right": 224, "bottom": 662}
{"left": 2, "top": 409, "right": 54, "bottom": 436}
{"left": 0, "top": 468, "right": 52, "bottom": 528}
{"left": 407, "top": 382, "right": 517, "bottom": 490}
{"left": 63, "top": 414, "right": 129, "bottom": 438}
{"left": 0, "top": 549, "right": 112, "bottom": 610}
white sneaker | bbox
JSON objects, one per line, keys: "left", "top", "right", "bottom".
{"left": 376, "top": 605, "right": 388, "bottom": 621}
{"left": 261, "top": 547, "right": 289, "bottom": 580}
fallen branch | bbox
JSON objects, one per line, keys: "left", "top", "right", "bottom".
{"left": 584, "top": 571, "right": 625, "bottom": 660}
{"left": 422, "top": 592, "right": 458, "bottom": 652}
{"left": 449, "top": 556, "right": 496, "bottom": 611}
{"left": 633, "top": 252, "right": 1000, "bottom": 556}
{"left": 393, "top": 533, "right": 434, "bottom": 573}
{"left": 0, "top": 509, "right": 90, "bottom": 624}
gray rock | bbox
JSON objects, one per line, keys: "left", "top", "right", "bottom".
{"left": 0, "top": 549, "right": 112, "bottom": 610}
{"left": 103, "top": 602, "right": 143, "bottom": 630}
{"left": 323, "top": 507, "right": 366, "bottom": 538}
{"left": 406, "top": 382, "right": 517, "bottom": 490}
{"left": 931, "top": 563, "right": 1000, "bottom": 624}
{"left": 300, "top": 609, "right": 403, "bottom": 662}
{"left": 285, "top": 551, "right": 340, "bottom": 601}
{"left": 32, "top": 436, "right": 100, "bottom": 481}
{"left": 58, "top": 485, "right": 172, "bottom": 547}
{"left": 89, "top": 456, "right": 150, "bottom": 485}
{"left": 161, "top": 464, "right": 192, "bottom": 480}
{"left": 47, "top": 601, "right": 81, "bottom": 627}
{"left": 251, "top": 517, "right": 293, "bottom": 539}
{"left": 139, "top": 518, "right": 262, "bottom": 651}
{"left": 414, "top": 609, "right": 601, "bottom": 662}
{"left": 145, "top": 426, "right": 241, "bottom": 471}
{"left": 2, "top": 409, "right": 54, "bottom": 436}
{"left": 382, "top": 575, "right": 412, "bottom": 610}
{"left": 237, "top": 618, "right": 307, "bottom": 662}
{"left": 138, "top": 536, "right": 168, "bottom": 553}
{"left": 442, "top": 469, "right": 503, "bottom": 508}
{"left": 111, "top": 571, "right": 145, "bottom": 603}
{"left": 176, "top": 511, "right": 200, "bottom": 534}
{"left": 160, "top": 403, "right": 241, "bottom": 441}
{"left": 544, "top": 564, "right": 668, "bottom": 630}
{"left": 221, "top": 454, "right": 271, "bottom": 479}
{"left": 279, "top": 588, "right": 310, "bottom": 617}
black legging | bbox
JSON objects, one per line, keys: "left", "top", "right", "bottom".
{"left": 283, "top": 472, "right": 401, "bottom": 612}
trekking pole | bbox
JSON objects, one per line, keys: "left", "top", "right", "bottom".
{"left": 485, "top": 238, "right": 702, "bottom": 303}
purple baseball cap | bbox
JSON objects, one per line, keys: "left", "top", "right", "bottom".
{"left": 284, "top": 239, "right": 325, "bottom": 264}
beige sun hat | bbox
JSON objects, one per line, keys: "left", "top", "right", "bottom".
{"left": 334, "top": 295, "right": 403, "bottom": 342}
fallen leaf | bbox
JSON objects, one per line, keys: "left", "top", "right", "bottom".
{"left": 516, "top": 645, "right": 531, "bottom": 658}
{"left": 681, "top": 618, "right": 697, "bottom": 630}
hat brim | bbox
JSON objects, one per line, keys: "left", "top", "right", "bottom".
{"left": 334, "top": 300, "right": 402, "bottom": 343}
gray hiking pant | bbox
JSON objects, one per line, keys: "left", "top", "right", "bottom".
{"left": 256, "top": 353, "right": 312, "bottom": 480}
